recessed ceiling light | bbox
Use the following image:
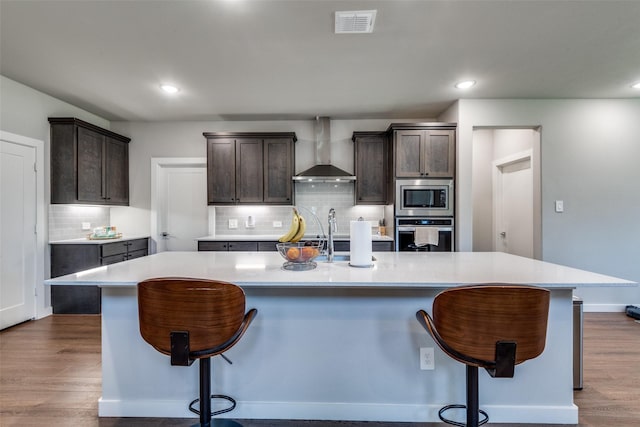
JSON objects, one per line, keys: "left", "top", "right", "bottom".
{"left": 160, "top": 84, "right": 180, "bottom": 94}
{"left": 632, "top": 81, "right": 640, "bottom": 89}
{"left": 455, "top": 80, "right": 476, "bottom": 89}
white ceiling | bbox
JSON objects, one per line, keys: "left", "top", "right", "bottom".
{"left": 1, "top": 0, "right": 639, "bottom": 122}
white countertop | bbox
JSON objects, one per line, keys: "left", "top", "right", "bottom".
{"left": 49, "top": 235, "right": 150, "bottom": 245}
{"left": 196, "top": 234, "right": 393, "bottom": 241}
{"left": 45, "top": 251, "right": 635, "bottom": 289}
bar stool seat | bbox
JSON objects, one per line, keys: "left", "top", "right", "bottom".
{"left": 416, "top": 283, "right": 550, "bottom": 427}
{"left": 138, "top": 277, "right": 257, "bottom": 427}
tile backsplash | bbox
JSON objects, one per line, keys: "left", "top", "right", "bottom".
{"left": 213, "top": 182, "right": 386, "bottom": 237}
{"left": 49, "top": 205, "right": 110, "bottom": 241}
{"left": 49, "top": 184, "right": 389, "bottom": 241}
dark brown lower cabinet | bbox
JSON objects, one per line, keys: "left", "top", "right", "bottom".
{"left": 50, "top": 238, "right": 148, "bottom": 314}
{"left": 198, "top": 240, "right": 264, "bottom": 252}
{"left": 334, "top": 241, "right": 395, "bottom": 252}
{"left": 198, "top": 240, "right": 394, "bottom": 252}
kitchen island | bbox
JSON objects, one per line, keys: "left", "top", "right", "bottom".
{"left": 45, "top": 251, "right": 635, "bottom": 424}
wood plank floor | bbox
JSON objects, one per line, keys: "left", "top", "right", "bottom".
{"left": 1, "top": 313, "right": 638, "bottom": 426}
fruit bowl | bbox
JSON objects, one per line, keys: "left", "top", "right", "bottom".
{"left": 276, "top": 241, "right": 323, "bottom": 271}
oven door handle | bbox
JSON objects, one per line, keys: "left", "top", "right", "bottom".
{"left": 398, "top": 226, "right": 452, "bottom": 232}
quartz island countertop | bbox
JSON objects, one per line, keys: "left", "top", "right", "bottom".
{"left": 46, "top": 250, "right": 634, "bottom": 289}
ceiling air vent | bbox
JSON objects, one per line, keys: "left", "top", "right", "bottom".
{"left": 335, "top": 10, "right": 376, "bottom": 34}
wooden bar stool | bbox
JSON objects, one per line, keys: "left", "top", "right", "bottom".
{"left": 138, "top": 277, "right": 257, "bottom": 427}
{"left": 416, "top": 283, "right": 550, "bottom": 427}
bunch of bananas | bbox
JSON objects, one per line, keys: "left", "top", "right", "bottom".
{"left": 278, "top": 208, "right": 306, "bottom": 243}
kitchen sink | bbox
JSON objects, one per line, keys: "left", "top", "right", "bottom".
{"left": 316, "top": 254, "right": 376, "bottom": 262}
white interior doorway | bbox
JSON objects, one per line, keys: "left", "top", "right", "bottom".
{"left": 472, "top": 128, "right": 541, "bottom": 259}
{"left": 151, "top": 158, "right": 208, "bottom": 252}
{"left": 1, "top": 131, "right": 47, "bottom": 328}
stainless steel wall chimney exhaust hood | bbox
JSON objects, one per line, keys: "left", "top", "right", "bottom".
{"left": 293, "top": 116, "right": 356, "bottom": 182}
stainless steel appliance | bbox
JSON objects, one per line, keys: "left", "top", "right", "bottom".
{"left": 395, "top": 217, "right": 454, "bottom": 252}
{"left": 395, "top": 179, "right": 453, "bottom": 217}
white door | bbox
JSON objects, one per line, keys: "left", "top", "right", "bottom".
{"left": 153, "top": 159, "right": 208, "bottom": 252}
{"left": 494, "top": 152, "right": 533, "bottom": 258}
{"left": 0, "top": 140, "right": 37, "bottom": 329}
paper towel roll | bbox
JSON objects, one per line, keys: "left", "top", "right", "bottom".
{"left": 350, "top": 220, "right": 373, "bottom": 267}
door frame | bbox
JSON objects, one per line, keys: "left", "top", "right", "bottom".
{"left": 150, "top": 157, "right": 207, "bottom": 253}
{"left": 492, "top": 150, "right": 533, "bottom": 253}
{"left": 0, "top": 130, "right": 49, "bottom": 321}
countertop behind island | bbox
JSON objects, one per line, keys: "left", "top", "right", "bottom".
{"left": 196, "top": 234, "right": 394, "bottom": 241}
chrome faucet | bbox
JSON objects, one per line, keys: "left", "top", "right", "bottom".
{"left": 327, "top": 208, "right": 337, "bottom": 262}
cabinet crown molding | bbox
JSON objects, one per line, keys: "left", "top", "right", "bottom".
{"left": 48, "top": 117, "right": 130, "bottom": 143}
{"left": 386, "top": 122, "right": 457, "bottom": 132}
{"left": 203, "top": 131, "right": 297, "bottom": 142}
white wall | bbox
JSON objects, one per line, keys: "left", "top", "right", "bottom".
{"left": 471, "top": 129, "right": 495, "bottom": 251}
{"left": 0, "top": 75, "right": 111, "bottom": 315}
{"left": 454, "top": 99, "right": 640, "bottom": 310}
{"left": 0, "top": 76, "right": 110, "bottom": 145}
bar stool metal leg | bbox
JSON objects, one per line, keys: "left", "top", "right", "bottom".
{"left": 200, "top": 358, "right": 212, "bottom": 427}
{"left": 466, "top": 365, "right": 479, "bottom": 427}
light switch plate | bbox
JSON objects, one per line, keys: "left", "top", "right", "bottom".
{"left": 273, "top": 221, "right": 283, "bottom": 228}
{"left": 555, "top": 200, "right": 564, "bottom": 213}
{"left": 228, "top": 219, "right": 238, "bottom": 229}
{"left": 81, "top": 222, "right": 91, "bottom": 230}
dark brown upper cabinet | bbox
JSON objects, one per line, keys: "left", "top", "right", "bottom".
{"left": 263, "top": 138, "right": 294, "bottom": 204}
{"left": 352, "top": 131, "right": 391, "bottom": 204}
{"left": 204, "top": 132, "right": 296, "bottom": 205}
{"left": 389, "top": 123, "right": 456, "bottom": 178}
{"left": 49, "top": 118, "right": 130, "bottom": 205}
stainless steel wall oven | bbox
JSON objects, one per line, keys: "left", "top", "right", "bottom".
{"left": 395, "top": 217, "right": 454, "bottom": 252}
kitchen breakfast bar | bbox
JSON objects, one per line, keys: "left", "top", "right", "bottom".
{"left": 46, "top": 251, "right": 635, "bottom": 424}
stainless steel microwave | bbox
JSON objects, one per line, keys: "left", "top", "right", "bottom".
{"left": 395, "top": 179, "right": 454, "bottom": 217}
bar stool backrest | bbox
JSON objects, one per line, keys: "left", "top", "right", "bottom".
{"left": 138, "top": 277, "right": 247, "bottom": 358}
{"left": 431, "top": 284, "right": 550, "bottom": 366}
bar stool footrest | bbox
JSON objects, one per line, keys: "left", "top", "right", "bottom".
{"left": 189, "top": 394, "right": 236, "bottom": 417}
{"left": 439, "top": 404, "right": 489, "bottom": 427}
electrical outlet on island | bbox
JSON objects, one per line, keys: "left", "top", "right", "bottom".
{"left": 420, "top": 347, "right": 435, "bottom": 370}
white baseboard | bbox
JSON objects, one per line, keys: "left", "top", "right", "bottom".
{"left": 36, "top": 307, "right": 53, "bottom": 319}
{"left": 583, "top": 303, "right": 635, "bottom": 313}
{"left": 99, "top": 399, "right": 578, "bottom": 424}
